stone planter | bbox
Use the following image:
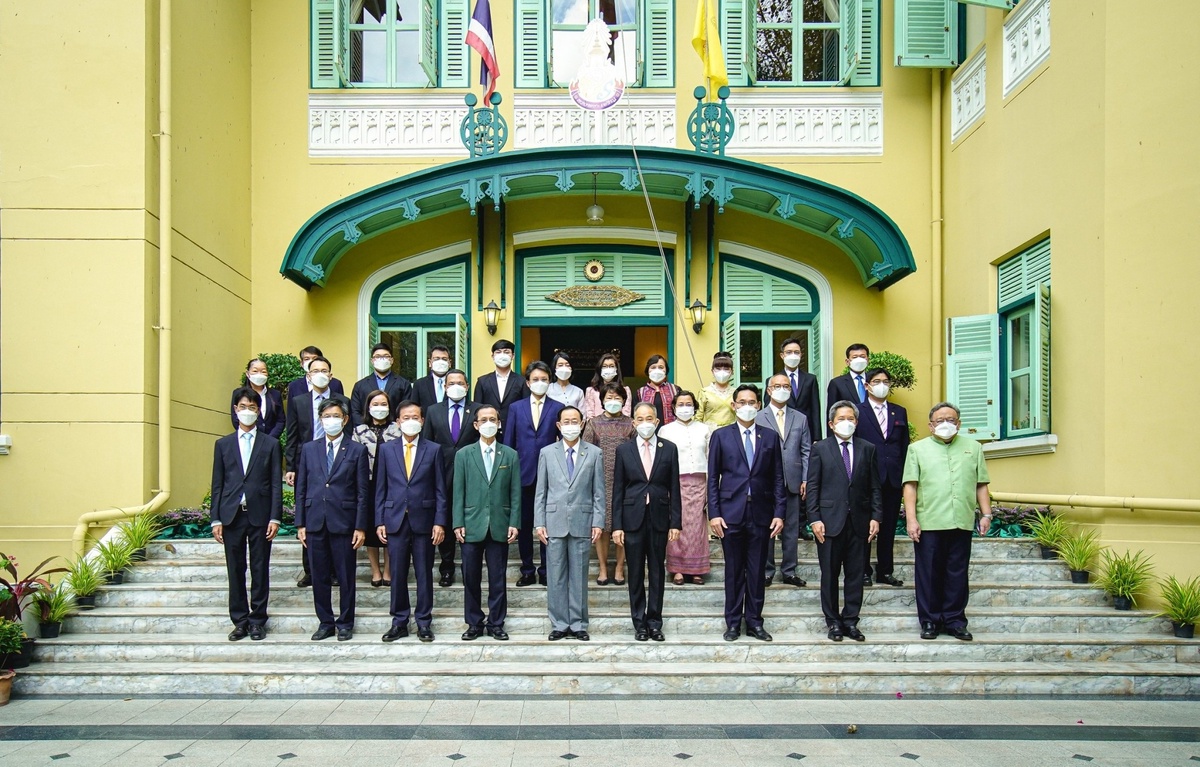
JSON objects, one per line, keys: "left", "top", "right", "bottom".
{"left": 1113, "top": 595, "right": 1133, "bottom": 611}
{"left": 38, "top": 622, "right": 61, "bottom": 639}
{"left": 1069, "top": 570, "right": 1090, "bottom": 584}
{"left": 0, "top": 669, "right": 13, "bottom": 706}
{"left": 1173, "top": 622, "right": 1195, "bottom": 639}
{"left": 1039, "top": 545, "right": 1058, "bottom": 560}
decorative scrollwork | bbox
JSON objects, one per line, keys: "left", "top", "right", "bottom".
{"left": 687, "top": 86, "right": 735, "bottom": 156}
{"left": 547, "top": 285, "right": 645, "bottom": 309}
{"left": 460, "top": 93, "right": 509, "bottom": 158}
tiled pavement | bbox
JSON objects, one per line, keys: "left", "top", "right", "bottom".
{"left": 1, "top": 697, "right": 1199, "bottom": 765}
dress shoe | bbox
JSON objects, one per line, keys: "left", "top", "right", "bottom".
{"left": 722, "top": 626, "right": 740, "bottom": 642}
{"left": 574, "top": 630, "right": 590, "bottom": 641}
{"left": 764, "top": 575, "right": 774, "bottom": 588}
{"left": 336, "top": 628, "right": 353, "bottom": 642}
{"left": 516, "top": 574, "right": 536, "bottom": 587}
{"left": 781, "top": 575, "right": 807, "bottom": 588}
{"left": 332, "top": 577, "right": 340, "bottom": 587}
{"left": 876, "top": 574, "right": 904, "bottom": 587}
{"left": 440, "top": 572, "right": 454, "bottom": 587}
{"left": 383, "top": 624, "right": 409, "bottom": 642}
{"left": 548, "top": 630, "right": 569, "bottom": 641}
{"left": 461, "top": 625, "right": 483, "bottom": 641}
{"left": 371, "top": 578, "right": 383, "bottom": 588}
{"left": 248, "top": 624, "right": 266, "bottom": 641}
{"left": 648, "top": 629, "right": 665, "bottom": 642}
{"left": 635, "top": 629, "right": 649, "bottom": 642}
{"left": 228, "top": 625, "right": 249, "bottom": 642}
{"left": 487, "top": 627, "right": 509, "bottom": 641}
{"left": 746, "top": 626, "right": 773, "bottom": 642}
{"left": 920, "top": 621, "right": 939, "bottom": 640}
{"left": 827, "top": 625, "right": 844, "bottom": 642}
{"left": 311, "top": 626, "right": 336, "bottom": 641}
{"left": 538, "top": 574, "right": 548, "bottom": 586}
{"left": 296, "top": 575, "right": 312, "bottom": 588}
{"left": 799, "top": 528, "right": 814, "bottom": 541}
{"left": 844, "top": 625, "right": 866, "bottom": 642}
{"left": 947, "top": 625, "right": 974, "bottom": 641}
{"left": 382, "top": 579, "right": 391, "bottom": 587}
{"left": 863, "top": 574, "right": 873, "bottom": 587}
{"left": 417, "top": 627, "right": 434, "bottom": 643}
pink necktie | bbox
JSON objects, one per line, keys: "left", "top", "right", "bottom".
{"left": 876, "top": 404, "right": 887, "bottom": 438}
{"left": 642, "top": 441, "right": 653, "bottom": 503}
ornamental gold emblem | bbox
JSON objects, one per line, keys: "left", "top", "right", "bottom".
{"left": 583, "top": 259, "right": 606, "bottom": 282}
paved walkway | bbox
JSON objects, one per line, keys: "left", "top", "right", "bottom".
{"left": 1, "top": 696, "right": 1198, "bottom": 765}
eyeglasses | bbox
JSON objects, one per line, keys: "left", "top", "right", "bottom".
{"left": 234, "top": 406, "right": 258, "bottom": 412}
{"left": 931, "top": 417, "right": 959, "bottom": 425}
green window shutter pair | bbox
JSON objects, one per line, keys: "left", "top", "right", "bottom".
{"left": 894, "top": 0, "right": 1009, "bottom": 68}
{"left": 311, "top": 0, "right": 349, "bottom": 88}
{"left": 721, "top": 0, "right": 756, "bottom": 87}
{"left": 642, "top": 0, "right": 674, "bottom": 87}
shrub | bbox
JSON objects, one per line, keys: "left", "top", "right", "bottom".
{"left": 1096, "top": 549, "right": 1155, "bottom": 605}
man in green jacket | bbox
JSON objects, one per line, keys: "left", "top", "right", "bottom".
{"left": 453, "top": 405, "right": 522, "bottom": 641}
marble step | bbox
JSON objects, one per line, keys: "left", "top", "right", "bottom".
{"left": 14, "top": 660, "right": 1200, "bottom": 697}
{"left": 64, "top": 605, "right": 1172, "bottom": 636}
{"left": 93, "top": 581, "right": 1112, "bottom": 609}
{"left": 30, "top": 632, "right": 1198, "bottom": 666}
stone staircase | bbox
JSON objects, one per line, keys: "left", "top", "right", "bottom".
{"left": 17, "top": 538, "right": 1200, "bottom": 696}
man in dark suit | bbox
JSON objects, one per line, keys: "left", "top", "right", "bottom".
{"left": 611, "top": 403, "right": 682, "bottom": 642}
{"left": 502, "top": 361, "right": 564, "bottom": 586}
{"left": 230, "top": 358, "right": 284, "bottom": 439}
{"left": 350, "top": 342, "right": 412, "bottom": 427}
{"left": 375, "top": 400, "right": 449, "bottom": 643}
{"left": 453, "top": 405, "right": 521, "bottom": 640}
{"left": 759, "top": 374, "right": 812, "bottom": 587}
{"left": 826, "top": 344, "right": 871, "bottom": 435}
{"left": 294, "top": 397, "right": 370, "bottom": 641}
{"left": 210, "top": 388, "right": 283, "bottom": 642}
{"left": 411, "top": 345, "right": 452, "bottom": 413}
{"left": 473, "top": 339, "right": 529, "bottom": 430}
{"left": 773, "top": 337, "right": 821, "bottom": 445}
{"left": 806, "top": 400, "right": 883, "bottom": 642}
{"left": 421, "top": 368, "right": 480, "bottom": 588}
{"left": 855, "top": 367, "right": 909, "bottom": 588}
{"left": 285, "top": 356, "right": 339, "bottom": 587}
{"left": 286, "top": 345, "right": 345, "bottom": 403}
{"left": 707, "top": 384, "right": 786, "bottom": 642}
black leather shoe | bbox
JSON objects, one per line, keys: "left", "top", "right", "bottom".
{"left": 538, "top": 574, "right": 548, "bottom": 586}
{"left": 764, "top": 576, "right": 774, "bottom": 588}
{"left": 248, "top": 624, "right": 266, "bottom": 641}
{"left": 440, "top": 572, "right": 454, "bottom": 587}
{"left": 635, "top": 629, "right": 649, "bottom": 642}
{"left": 336, "top": 628, "right": 353, "bottom": 642}
{"left": 876, "top": 574, "right": 904, "bottom": 587}
{"left": 844, "top": 625, "right": 866, "bottom": 642}
{"left": 549, "top": 630, "right": 569, "bottom": 641}
{"left": 574, "top": 630, "right": 590, "bottom": 641}
{"left": 332, "top": 577, "right": 340, "bottom": 587}
{"left": 863, "top": 574, "right": 873, "bottom": 587}
{"left": 781, "top": 575, "right": 807, "bottom": 587}
{"left": 417, "top": 627, "right": 434, "bottom": 643}
{"left": 920, "top": 621, "right": 939, "bottom": 640}
{"left": 383, "top": 624, "right": 409, "bottom": 642}
{"left": 746, "top": 626, "right": 773, "bottom": 642}
{"left": 947, "top": 625, "right": 973, "bottom": 641}
{"left": 228, "top": 625, "right": 248, "bottom": 642}
{"left": 297, "top": 575, "right": 312, "bottom": 588}
{"left": 487, "top": 627, "right": 509, "bottom": 641}
{"left": 722, "top": 626, "right": 740, "bottom": 642}
{"left": 516, "top": 574, "right": 536, "bottom": 587}
{"left": 799, "top": 528, "right": 814, "bottom": 541}
{"left": 827, "top": 625, "right": 844, "bottom": 642}
{"left": 311, "top": 626, "right": 336, "bottom": 641}
{"left": 649, "top": 629, "right": 665, "bottom": 642}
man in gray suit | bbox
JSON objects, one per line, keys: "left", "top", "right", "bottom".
{"left": 534, "top": 406, "right": 605, "bottom": 641}
{"left": 760, "top": 373, "right": 812, "bottom": 588}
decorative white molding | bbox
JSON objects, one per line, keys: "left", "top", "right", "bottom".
{"left": 1003, "top": 0, "right": 1050, "bottom": 98}
{"left": 726, "top": 92, "right": 884, "bottom": 157}
{"left": 308, "top": 93, "right": 470, "bottom": 158}
{"left": 981, "top": 433, "right": 1058, "bottom": 459}
{"left": 513, "top": 227, "right": 677, "bottom": 247}
{"left": 512, "top": 93, "right": 676, "bottom": 149}
{"left": 951, "top": 47, "right": 987, "bottom": 143}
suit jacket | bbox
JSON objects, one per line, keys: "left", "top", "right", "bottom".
{"left": 768, "top": 370, "right": 821, "bottom": 444}
{"left": 229, "top": 387, "right": 284, "bottom": 440}
{"left": 285, "top": 389, "right": 337, "bottom": 472}
{"left": 473, "top": 372, "right": 529, "bottom": 428}
{"left": 706, "top": 422, "right": 787, "bottom": 528}
{"left": 421, "top": 398, "right": 482, "bottom": 480}
{"left": 805, "top": 436, "right": 883, "bottom": 538}
{"left": 210, "top": 429, "right": 283, "bottom": 527}
{"left": 412, "top": 373, "right": 447, "bottom": 413}
{"left": 452, "top": 441, "right": 522, "bottom": 542}
{"left": 611, "top": 438, "right": 682, "bottom": 533}
{"left": 503, "top": 396, "right": 565, "bottom": 487}
{"left": 826, "top": 374, "right": 867, "bottom": 433}
{"left": 374, "top": 437, "right": 449, "bottom": 535}
{"left": 854, "top": 399, "right": 909, "bottom": 488}
{"left": 286, "top": 376, "right": 344, "bottom": 403}
{"left": 293, "top": 436, "right": 370, "bottom": 534}
{"left": 533, "top": 441, "right": 606, "bottom": 538}
{"left": 349, "top": 373, "right": 412, "bottom": 427}
{"left": 756, "top": 406, "right": 812, "bottom": 495}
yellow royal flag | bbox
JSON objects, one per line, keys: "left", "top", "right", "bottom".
{"left": 692, "top": 0, "right": 729, "bottom": 91}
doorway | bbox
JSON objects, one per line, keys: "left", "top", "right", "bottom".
{"left": 522, "top": 325, "right": 668, "bottom": 389}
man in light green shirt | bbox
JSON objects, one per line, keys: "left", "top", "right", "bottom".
{"left": 902, "top": 402, "right": 992, "bottom": 642}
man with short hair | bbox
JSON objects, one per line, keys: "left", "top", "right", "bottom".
{"left": 285, "top": 355, "right": 339, "bottom": 587}
{"left": 422, "top": 368, "right": 481, "bottom": 587}
{"left": 287, "top": 345, "right": 345, "bottom": 402}
{"left": 826, "top": 344, "right": 872, "bottom": 434}
{"left": 758, "top": 373, "right": 811, "bottom": 588}
{"left": 904, "top": 402, "right": 992, "bottom": 642}
{"left": 473, "top": 339, "right": 530, "bottom": 429}
{"left": 774, "top": 337, "right": 821, "bottom": 444}
{"left": 855, "top": 367, "right": 909, "bottom": 588}
{"left": 412, "top": 345, "right": 453, "bottom": 413}
{"left": 350, "top": 342, "right": 412, "bottom": 426}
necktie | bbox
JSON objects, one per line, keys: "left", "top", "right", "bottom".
{"left": 743, "top": 429, "right": 754, "bottom": 467}
{"left": 641, "top": 441, "right": 653, "bottom": 503}
{"left": 774, "top": 407, "right": 786, "bottom": 437}
{"left": 240, "top": 432, "right": 253, "bottom": 473}
{"left": 532, "top": 399, "right": 541, "bottom": 429}
{"left": 855, "top": 375, "right": 866, "bottom": 403}
{"left": 842, "top": 441, "right": 853, "bottom": 479}
{"left": 876, "top": 404, "right": 888, "bottom": 438}
{"left": 436, "top": 377, "right": 444, "bottom": 402}
{"left": 326, "top": 440, "right": 335, "bottom": 476}
{"left": 484, "top": 446, "right": 494, "bottom": 480}
{"left": 451, "top": 404, "right": 461, "bottom": 442}
{"left": 790, "top": 372, "right": 798, "bottom": 398}
{"left": 313, "top": 395, "right": 326, "bottom": 439}
{"left": 566, "top": 447, "right": 575, "bottom": 481}
{"left": 404, "top": 441, "right": 415, "bottom": 478}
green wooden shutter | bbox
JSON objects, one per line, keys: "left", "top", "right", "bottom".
{"left": 419, "top": 0, "right": 438, "bottom": 85}
{"left": 643, "top": 0, "right": 674, "bottom": 87}
{"left": 722, "top": 312, "right": 741, "bottom": 387}
{"left": 809, "top": 313, "right": 823, "bottom": 416}
{"left": 455, "top": 314, "right": 470, "bottom": 381}
{"left": 514, "top": 0, "right": 546, "bottom": 88}
{"left": 895, "top": 0, "right": 959, "bottom": 68}
{"left": 839, "top": 0, "right": 861, "bottom": 84}
{"left": 721, "top": 0, "right": 756, "bottom": 86}
{"left": 440, "top": 0, "right": 470, "bottom": 88}
{"left": 369, "top": 316, "right": 381, "bottom": 357}
{"left": 946, "top": 313, "right": 1000, "bottom": 441}
{"left": 311, "top": 0, "right": 349, "bottom": 88}
{"left": 1031, "top": 285, "right": 1051, "bottom": 433}
{"left": 849, "top": 0, "right": 879, "bottom": 86}
{"left": 959, "top": 0, "right": 1013, "bottom": 8}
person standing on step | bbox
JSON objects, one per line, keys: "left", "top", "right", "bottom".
{"left": 230, "top": 358, "right": 283, "bottom": 440}
{"left": 696, "top": 352, "right": 737, "bottom": 429}
{"left": 285, "top": 355, "right": 337, "bottom": 588}
{"left": 473, "top": 339, "right": 529, "bottom": 434}
{"left": 294, "top": 397, "right": 369, "bottom": 642}
{"left": 825, "top": 344, "right": 871, "bottom": 435}
{"left": 636, "top": 354, "right": 680, "bottom": 425}
{"left": 375, "top": 400, "right": 448, "bottom": 643}
{"left": 583, "top": 353, "right": 633, "bottom": 419}
{"left": 412, "top": 345, "right": 453, "bottom": 414}
{"left": 611, "top": 403, "right": 682, "bottom": 642}
{"left": 547, "top": 352, "right": 585, "bottom": 410}
{"left": 286, "top": 345, "right": 345, "bottom": 403}
{"left": 854, "top": 367, "right": 909, "bottom": 588}
{"left": 660, "top": 391, "right": 712, "bottom": 586}
{"left": 453, "top": 405, "right": 522, "bottom": 641}
{"left": 759, "top": 373, "right": 811, "bottom": 589}
{"left": 422, "top": 368, "right": 481, "bottom": 588}
{"left": 535, "top": 406, "right": 605, "bottom": 641}
{"left": 904, "top": 402, "right": 992, "bottom": 642}
{"left": 350, "top": 343, "right": 412, "bottom": 427}
{"left": 708, "top": 384, "right": 786, "bottom": 643}
{"left": 773, "top": 337, "right": 821, "bottom": 449}
{"left": 350, "top": 389, "right": 398, "bottom": 589}
{"left": 581, "top": 382, "right": 635, "bottom": 587}
{"left": 211, "top": 387, "right": 283, "bottom": 642}
{"left": 806, "top": 401, "right": 882, "bottom": 643}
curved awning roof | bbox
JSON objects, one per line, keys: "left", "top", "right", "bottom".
{"left": 280, "top": 146, "right": 915, "bottom": 290}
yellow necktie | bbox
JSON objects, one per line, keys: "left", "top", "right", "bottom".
{"left": 532, "top": 398, "right": 541, "bottom": 429}
{"left": 775, "top": 408, "right": 786, "bottom": 437}
{"left": 404, "top": 442, "right": 414, "bottom": 478}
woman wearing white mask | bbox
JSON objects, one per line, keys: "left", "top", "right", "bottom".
{"left": 581, "top": 382, "right": 635, "bottom": 586}
{"left": 230, "top": 358, "right": 284, "bottom": 439}
{"left": 636, "top": 355, "right": 681, "bottom": 425}
{"left": 352, "top": 390, "right": 400, "bottom": 587}
{"left": 584, "top": 353, "right": 632, "bottom": 420}
{"left": 546, "top": 352, "right": 585, "bottom": 410}
{"left": 696, "top": 351, "right": 737, "bottom": 429}
{"left": 659, "top": 391, "right": 712, "bottom": 585}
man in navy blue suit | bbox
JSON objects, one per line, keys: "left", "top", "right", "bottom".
{"left": 286, "top": 345, "right": 345, "bottom": 403}
{"left": 294, "top": 397, "right": 370, "bottom": 642}
{"left": 707, "top": 384, "right": 786, "bottom": 642}
{"left": 502, "top": 361, "right": 564, "bottom": 586}
{"left": 375, "top": 400, "right": 449, "bottom": 643}
{"left": 854, "top": 367, "right": 909, "bottom": 587}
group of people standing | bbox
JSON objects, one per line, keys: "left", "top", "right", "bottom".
{"left": 210, "top": 337, "right": 992, "bottom": 647}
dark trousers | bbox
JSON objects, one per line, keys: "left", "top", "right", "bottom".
{"left": 307, "top": 528, "right": 356, "bottom": 630}
{"left": 866, "top": 483, "right": 902, "bottom": 578}
{"left": 624, "top": 523, "right": 667, "bottom": 631}
{"left": 386, "top": 514, "right": 435, "bottom": 629}
{"left": 816, "top": 528, "right": 868, "bottom": 627}
{"left": 461, "top": 532, "right": 510, "bottom": 629}
{"left": 221, "top": 510, "right": 272, "bottom": 627}
{"left": 913, "top": 527, "right": 973, "bottom": 629}
{"left": 720, "top": 522, "right": 771, "bottom": 630}
{"left": 438, "top": 536, "right": 456, "bottom": 578}
{"left": 517, "top": 485, "right": 547, "bottom": 578}
{"left": 766, "top": 490, "right": 802, "bottom": 580}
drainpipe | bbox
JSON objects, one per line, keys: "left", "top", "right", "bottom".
{"left": 929, "top": 70, "right": 945, "bottom": 401}
{"left": 73, "top": 0, "right": 173, "bottom": 555}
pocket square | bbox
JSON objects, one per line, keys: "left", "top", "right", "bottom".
{"left": 498, "top": 464, "right": 510, "bottom": 469}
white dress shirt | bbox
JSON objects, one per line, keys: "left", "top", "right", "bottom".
{"left": 658, "top": 420, "right": 710, "bottom": 475}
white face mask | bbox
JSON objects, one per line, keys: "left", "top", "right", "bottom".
{"left": 555, "top": 366, "right": 572, "bottom": 380}
{"left": 603, "top": 400, "right": 623, "bottom": 414}
{"left": 446, "top": 384, "right": 467, "bottom": 401}
{"left": 600, "top": 367, "right": 618, "bottom": 381}
{"left": 735, "top": 405, "right": 758, "bottom": 423}
{"left": 477, "top": 422, "right": 499, "bottom": 439}
{"left": 849, "top": 357, "right": 869, "bottom": 373}
{"left": 236, "top": 409, "right": 259, "bottom": 427}
{"left": 529, "top": 380, "right": 549, "bottom": 396}
{"left": 769, "top": 387, "right": 790, "bottom": 404}
{"left": 399, "top": 419, "right": 423, "bottom": 437}
{"left": 372, "top": 358, "right": 392, "bottom": 373}
{"left": 934, "top": 422, "right": 959, "bottom": 440}
{"left": 301, "top": 359, "right": 312, "bottom": 372}
{"left": 782, "top": 353, "right": 801, "bottom": 369}
{"left": 368, "top": 405, "right": 390, "bottom": 421}
{"left": 310, "top": 372, "right": 331, "bottom": 389}
{"left": 713, "top": 370, "right": 732, "bottom": 384}
{"left": 674, "top": 405, "right": 695, "bottom": 422}
{"left": 833, "top": 420, "right": 857, "bottom": 439}
{"left": 560, "top": 424, "right": 582, "bottom": 442}
{"left": 648, "top": 369, "right": 666, "bottom": 383}
{"left": 870, "top": 383, "right": 890, "bottom": 399}
{"left": 635, "top": 422, "right": 657, "bottom": 440}
{"left": 321, "top": 416, "right": 344, "bottom": 437}
{"left": 431, "top": 360, "right": 450, "bottom": 376}
{"left": 494, "top": 353, "right": 513, "bottom": 368}
{"left": 247, "top": 373, "right": 268, "bottom": 387}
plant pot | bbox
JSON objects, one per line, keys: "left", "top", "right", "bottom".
{"left": 0, "top": 669, "right": 13, "bottom": 706}
{"left": 1, "top": 638, "right": 34, "bottom": 670}
{"left": 1113, "top": 595, "right": 1133, "bottom": 611}
{"left": 75, "top": 595, "right": 96, "bottom": 609}
{"left": 1173, "top": 622, "right": 1195, "bottom": 639}
{"left": 1070, "top": 570, "right": 1090, "bottom": 584}
{"left": 1039, "top": 545, "right": 1058, "bottom": 560}
{"left": 38, "top": 622, "right": 61, "bottom": 639}
{"left": 104, "top": 572, "right": 124, "bottom": 585}
{"left": 130, "top": 548, "right": 147, "bottom": 562}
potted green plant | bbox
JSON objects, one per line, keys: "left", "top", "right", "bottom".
{"left": 118, "top": 513, "right": 163, "bottom": 562}
{"left": 1057, "top": 529, "right": 1101, "bottom": 584}
{"left": 0, "top": 668, "right": 13, "bottom": 706}
{"left": 64, "top": 558, "right": 104, "bottom": 609}
{"left": 1028, "top": 510, "right": 1068, "bottom": 559}
{"left": 1157, "top": 575, "right": 1200, "bottom": 639}
{"left": 0, "top": 552, "right": 67, "bottom": 622}
{"left": 0, "top": 618, "right": 27, "bottom": 671}
{"left": 1096, "top": 549, "right": 1155, "bottom": 610}
{"left": 95, "top": 539, "right": 134, "bottom": 585}
{"left": 32, "top": 584, "right": 73, "bottom": 639}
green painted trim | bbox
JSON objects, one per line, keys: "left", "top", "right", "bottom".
{"left": 705, "top": 202, "right": 715, "bottom": 309}
{"left": 719, "top": 254, "right": 822, "bottom": 317}
{"left": 684, "top": 198, "right": 693, "bottom": 305}
{"left": 369, "top": 255, "right": 470, "bottom": 317}
{"left": 476, "top": 204, "right": 485, "bottom": 311}
{"left": 374, "top": 314, "right": 460, "bottom": 325}
{"left": 499, "top": 199, "right": 508, "bottom": 309}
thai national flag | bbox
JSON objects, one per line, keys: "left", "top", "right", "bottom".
{"left": 465, "top": 0, "right": 500, "bottom": 103}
